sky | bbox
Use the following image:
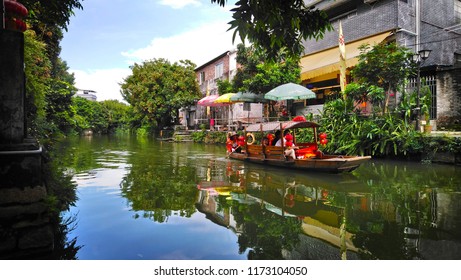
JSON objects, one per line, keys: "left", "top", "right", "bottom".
{"left": 60, "top": 0, "right": 240, "bottom": 102}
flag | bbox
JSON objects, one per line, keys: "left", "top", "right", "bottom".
{"left": 339, "top": 21, "right": 347, "bottom": 98}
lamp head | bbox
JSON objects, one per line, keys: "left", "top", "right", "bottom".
{"left": 419, "top": 49, "right": 431, "bottom": 60}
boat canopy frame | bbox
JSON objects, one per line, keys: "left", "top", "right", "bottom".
{"left": 244, "top": 121, "right": 320, "bottom": 132}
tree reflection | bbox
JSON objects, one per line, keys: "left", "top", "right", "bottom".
{"left": 227, "top": 199, "right": 302, "bottom": 259}
{"left": 10, "top": 144, "right": 83, "bottom": 260}
{"left": 119, "top": 147, "right": 199, "bottom": 223}
{"left": 349, "top": 161, "right": 461, "bottom": 259}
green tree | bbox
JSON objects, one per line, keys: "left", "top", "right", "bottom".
{"left": 217, "top": 79, "right": 234, "bottom": 94}
{"left": 232, "top": 43, "right": 262, "bottom": 92}
{"left": 349, "top": 43, "right": 415, "bottom": 114}
{"left": 52, "top": 57, "right": 75, "bottom": 84}
{"left": 100, "top": 100, "right": 130, "bottom": 133}
{"left": 211, "top": 0, "right": 332, "bottom": 59}
{"left": 120, "top": 59, "right": 201, "bottom": 131}
{"left": 45, "top": 80, "right": 77, "bottom": 134}
{"left": 317, "top": 44, "right": 420, "bottom": 157}
{"left": 23, "top": 29, "right": 51, "bottom": 138}
{"left": 249, "top": 55, "right": 301, "bottom": 94}
{"left": 45, "top": 58, "right": 77, "bottom": 135}
{"left": 231, "top": 44, "right": 301, "bottom": 117}
{"left": 72, "top": 97, "right": 107, "bottom": 134}
{"left": 23, "top": 0, "right": 83, "bottom": 81}
{"left": 22, "top": 0, "right": 83, "bottom": 30}
{"left": 21, "top": 1, "right": 83, "bottom": 139}
{"left": 233, "top": 44, "right": 301, "bottom": 94}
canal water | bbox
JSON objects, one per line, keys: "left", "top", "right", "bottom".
{"left": 57, "top": 135, "right": 461, "bottom": 260}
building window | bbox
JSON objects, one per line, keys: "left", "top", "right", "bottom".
{"left": 456, "top": 0, "right": 461, "bottom": 23}
{"left": 199, "top": 71, "right": 205, "bottom": 85}
{"left": 215, "top": 62, "right": 224, "bottom": 79}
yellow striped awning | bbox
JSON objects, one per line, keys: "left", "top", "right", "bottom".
{"left": 300, "top": 31, "right": 392, "bottom": 81}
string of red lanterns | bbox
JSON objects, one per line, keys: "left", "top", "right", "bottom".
{"left": 319, "top": 132, "right": 328, "bottom": 146}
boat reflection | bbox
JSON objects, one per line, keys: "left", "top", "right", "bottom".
{"left": 196, "top": 160, "right": 371, "bottom": 259}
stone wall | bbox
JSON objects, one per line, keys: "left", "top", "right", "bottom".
{"left": 0, "top": 30, "right": 52, "bottom": 259}
{"left": 302, "top": 0, "right": 399, "bottom": 54}
{"left": 0, "top": 147, "right": 53, "bottom": 259}
{"left": 436, "top": 69, "right": 461, "bottom": 130}
{"left": 0, "top": 30, "right": 25, "bottom": 143}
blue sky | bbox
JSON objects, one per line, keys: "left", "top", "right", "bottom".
{"left": 60, "top": 0, "right": 239, "bottom": 101}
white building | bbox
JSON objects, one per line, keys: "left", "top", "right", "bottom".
{"left": 74, "top": 89, "right": 97, "bottom": 101}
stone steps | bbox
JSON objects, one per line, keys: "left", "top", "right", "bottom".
{"left": 172, "top": 126, "right": 194, "bottom": 142}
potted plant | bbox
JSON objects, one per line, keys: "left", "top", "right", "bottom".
{"left": 420, "top": 86, "right": 432, "bottom": 133}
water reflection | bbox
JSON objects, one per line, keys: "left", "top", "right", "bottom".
{"left": 195, "top": 161, "right": 365, "bottom": 259}
{"left": 57, "top": 136, "right": 461, "bottom": 260}
{"left": 195, "top": 159, "right": 461, "bottom": 259}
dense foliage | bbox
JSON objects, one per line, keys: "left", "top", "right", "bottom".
{"left": 20, "top": 1, "right": 83, "bottom": 142}
{"left": 232, "top": 44, "right": 301, "bottom": 94}
{"left": 23, "top": 29, "right": 51, "bottom": 138}
{"left": 348, "top": 43, "right": 415, "bottom": 114}
{"left": 318, "top": 99, "right": 422, "bottom": 157}
{"left": 72, "top": 97, "right": 130, "bottom": 134}
{"left": 211, "top": 0, "right": 332, "bottom": 59}
{"left": 308, "top": 43, "right": 460, "bottom": 158}
{"left": 120, "top": 59, "right": 201, "bottom": 131}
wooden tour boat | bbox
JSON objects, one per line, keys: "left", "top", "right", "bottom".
{"left": 227, "top": 120, "right": 371, "bottom": 173}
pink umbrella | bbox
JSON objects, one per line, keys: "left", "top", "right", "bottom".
{"left": 197, "top": 95, "right": 227, "bottom": 107}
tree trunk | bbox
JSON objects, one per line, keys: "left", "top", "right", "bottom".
{"left": 383, "top": 84, "right": 391, "bottom": 114}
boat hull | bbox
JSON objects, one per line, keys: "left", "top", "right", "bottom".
{"left": 228, "top": 152, "right": 371, "bottom": 173}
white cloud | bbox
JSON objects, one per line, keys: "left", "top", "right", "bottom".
{"left": 71, "top": 68, "right": 132, "bottom": 102}
{"left": 158, "top": 0, "right": 201, "bottom": 9}
{"left": 121, "top": 20, "right": 240, "bottom": 67}
{"left": 71, "top": 18, "right": 241, "bottom": 102}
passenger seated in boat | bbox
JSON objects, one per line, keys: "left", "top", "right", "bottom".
{"left": 261, "top": 136, "right": 270, "bottom": 146}
{"left": 236, "top": 135, "right": 245, "bottom": 153}
{"left": 284, "top": 140, "right": 297, "bottom": 160}
{"left": 227, "top": 132, "right": 241, "bottom": 153}
{"left": 272, "top": 130, "right": 281, "bottom": 146}
{"left": 275, "top": 130, "right": 294, "bottom": 147}
{"left": 226, "top": 132, "right": 233, "bottom": 153}
{"left": 275, "top": 131, "right": 298, "bottom": 160}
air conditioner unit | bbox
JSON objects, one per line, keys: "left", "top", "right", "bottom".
{"left": 364, "top": 0, "right": 378, "bottom": 4}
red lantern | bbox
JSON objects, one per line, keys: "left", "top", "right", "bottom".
{"left": 267, "top": 133, "right": 274, "bottom": 145}
{"left": 4, "top": 0, "right": 29, "bottom": 32}
{"left": 319, "top": 132, "right": 327, "bottom": 139}
{"left": 285, "top": 133, "right": 293, "bottom": 141}
{"left": 292, "top": 115, "right": 306, "bottom": 122}
{"left": 320, "top": 138, "right": 328, "bottom": 146}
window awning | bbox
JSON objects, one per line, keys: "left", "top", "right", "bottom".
{"left": 300, "top": 31, "right": 392, "bottom": 80}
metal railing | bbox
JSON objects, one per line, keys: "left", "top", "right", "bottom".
{"left": 191, "top": 116, "right": 296, "bottom": 131}
{"left": 406, "top": 75, "right": 437, "bottom": 119}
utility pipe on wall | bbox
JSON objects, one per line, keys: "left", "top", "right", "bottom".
{"left": 416, "top": 0, "right": 420, "bottom": 53}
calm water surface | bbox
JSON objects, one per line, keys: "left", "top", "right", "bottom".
{"left": 58, "top": 135, "right": 461, "bottom": 260}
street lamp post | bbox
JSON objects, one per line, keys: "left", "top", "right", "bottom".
{"left": 413, "top": 49, "right": 431, "bottom": 131}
